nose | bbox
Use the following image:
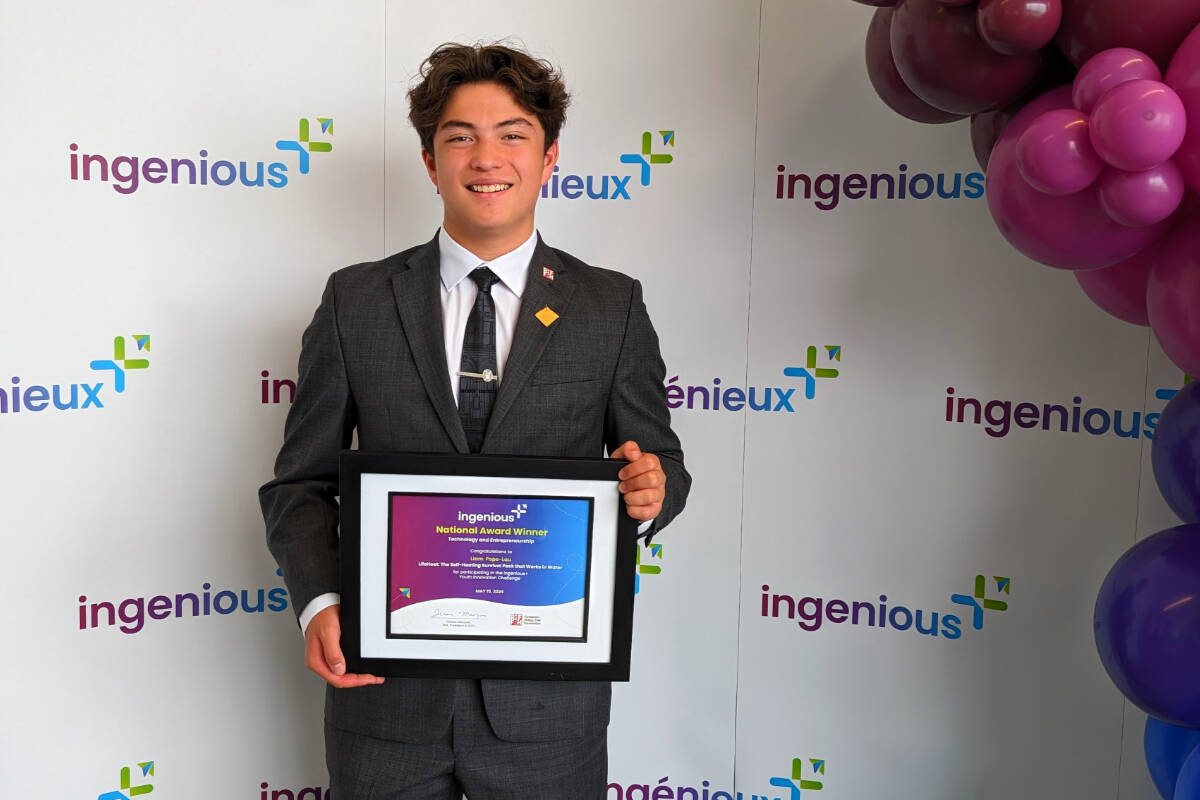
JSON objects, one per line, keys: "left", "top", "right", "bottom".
{"left": 470, "top": 137, "right": 502, "bottom": 170}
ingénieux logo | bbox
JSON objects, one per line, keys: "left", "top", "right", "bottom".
{"left": 69, "top": 116, "right": 333, "bottom": 194}
{"left": 97, "top": 761, "right": 154, "bottom": 800}
{"left": 634, "top": 541, "right": 663, "bottom": 594}
{"left": 770, "top": 757, "right": 825, "bottom": 799}
{"left": 2, "top": 334, "right": 151, "bottom": 416}
{"left": 542, "top": 129, "right": 675, "bottom": 200}
{"left": 668, "top": 346, "right": 841, "bottom": 413}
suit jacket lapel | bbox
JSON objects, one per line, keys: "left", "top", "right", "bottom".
{"left": 483, "top": 238, "right": 574, "bottom": 448}
{"left": 391, "top": 235, "right": 470, "bottom": 453}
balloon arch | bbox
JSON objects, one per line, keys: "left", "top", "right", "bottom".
{"left": 854, "top": 1, "right": 1200, "bottom": 797}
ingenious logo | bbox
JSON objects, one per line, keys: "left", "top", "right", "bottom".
{"left": 607, "top": 757, "right": 825, "bottom": 800}
{"left": 542, "top": 129, "right": 675, "bottom": 200}
{"left": 773, "top": 163, "right": 985, "bottom": 210}
{"left": 760, "top": 573, "right": 1011, "bottom": 642}
{"left": 668, "top": 346, "right": 841, "bottom": 413}
{"left": 69, "top": 116, "right": 333, "bottom": 194}
{"left": 2, "top": 334, "right": 151, "bottom": 416}
{"left": 945, "top": 374, "right": 1193, "bottom": 440}
{"left": 97, "top": 761, "right": 154, "bottom": 800}
{"left": 259, "top": 781, "right": 329, "bottom": 800}
{"left": 635, "top": 541, "right": 663, "bottom": 594}
{"left": 78, "top": 570, "right": 290, "bottom": 635}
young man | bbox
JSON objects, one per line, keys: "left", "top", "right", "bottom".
{"left": 260, "top": 42, "right": 690, "bottom": 798}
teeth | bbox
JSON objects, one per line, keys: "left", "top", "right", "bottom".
{"left": 469, "top": 184, "right": 511, "bottom": 193}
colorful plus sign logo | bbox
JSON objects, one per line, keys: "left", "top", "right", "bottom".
{"left": 275, "top": 117, "right": 333, "bottom": 175}
{"left": 89, "top": 335, "right": 150, "bottom": 393}
{"left": 770, "top": 757, "right": 825, "bottom": 798}
{"left": 620, "top": 130, "right": 674, "bottom": 187}
{"left": 783, "top": 346, "right": 841, "bottom": 400}
{"left": 97, "top": 761, "right": 154, "bottom": 800}
{"left": 1156, "top": 373, "right": 1194, "bottom": 403}
{"left": 951, "top": 575, "right": 1010, "bottom": 630}
{"left": 634, "top": 541, "right": 663, "bottom": 594}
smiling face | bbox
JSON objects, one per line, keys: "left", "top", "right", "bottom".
{"left": 422, "top": 81, "right": 559, "bottom": 261}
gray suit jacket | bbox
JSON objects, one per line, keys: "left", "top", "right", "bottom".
{"left": 259, "top": 233, "right": 690, "bottom": 744}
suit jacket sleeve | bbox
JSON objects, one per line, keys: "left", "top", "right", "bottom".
{"left": 604, "top": 278, "right": 691, "bottom": 533}
{"left": 259, "top": 273, "right": 356, "bottom": 619}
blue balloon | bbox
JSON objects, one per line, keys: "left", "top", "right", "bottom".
{"left": 1176, "top": 743, "right": 1200, "bottom": 800}
{"left": 1147, "top": 717, "right": 1200, "bottom": 799}
{"left": 1095, "top": 524, "right": 1200, "bottom": 727}
{"left": 1152, "top": 380, "right": 1200, "bottom": 524}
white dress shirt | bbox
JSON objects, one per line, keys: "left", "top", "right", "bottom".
{"left": 299, "top": 228, "right": 648, "bottom": 635}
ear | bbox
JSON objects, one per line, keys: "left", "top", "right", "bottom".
{"left": 421, "top": 148, "right": 438, "bottom": 188}
{"left": 540, "top": 139, "right": 559, "bottom": 185}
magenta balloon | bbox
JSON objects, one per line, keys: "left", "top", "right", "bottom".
{"left": 1149, "top": 216, "right": 1200, "bottom": 375}
{"left": 1075, "top": 239, "right": 1158, "bottom": 324}
{"left": 936, "top": 0, "right": 976, "bottom": 5}
{"left": 891, "top": 0, "right": 1046, "bottom": 114}
{"left": 1098, "top": 160, "right": 1187, "bottom": 226}
{"left": 866, "top": 8, "right": 967, "bottom": 123}
{"left": 1090, "top": 79, "right": 1188, "bottom": 171}
{"left": 977, "top": 0, "right": 1062, "bottom": 55}
{"left": 1016, "top": 108, "right": 1104, "bottom": 193}
{"left": 1056, "top": 0, "right": 1200, "bottom": 71}
{"left": 1166, "top": 23, "right": 1200, "bottom": 194}
{"left": 987, "top": 86, "right": 1172, "bottom": 268}
{"left": 1073, "top": 48, "right": 1163, "bottom": 113}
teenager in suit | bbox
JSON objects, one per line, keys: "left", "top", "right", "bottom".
{"left": 260, "top": 42, "right": 689, "bottom": 799}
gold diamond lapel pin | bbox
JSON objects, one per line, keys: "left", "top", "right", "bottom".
{"left": 535, "top": 306, "right": 559, "bottom": 327}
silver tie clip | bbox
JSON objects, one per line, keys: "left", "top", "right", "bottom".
{"left": 458, "top": 369, "right": 498, "bottom": 383}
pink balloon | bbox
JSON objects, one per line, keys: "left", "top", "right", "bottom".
{"left": 1097, "top": 160, "right": 1187, "bottom": 226}
{"left": 1166, "top": 22, "right": 1200, "bottom": 194}
{"left": 1075, "top": 239, "right": 1159, "bottom": 325}
{"left": 986, "top": 86, "right": 1172, "bottom": 269}
{"left": 1149, "top": 215, "right": 1200, "bottom": 374}
{"left": 1090, "top": 79, "right": 1188, "bottom": 171}
{"left": 1016, "top": 108, "right": 1104, "bottom": 193}
{"left": 977, "top": 0, "right": 1062, "bottom": 56}
{"left": 1056, "top": 0, "right": 1200, "bottom": 71}
{"left": 1072, "top": 48, "right": 1163, "bottom": 113}
{"left": 936, "top": 0, "right": 976, "bottom": 5}
{"left": 865, "top": 8, "right": 967, "bottom": 123}
{"left": 891, "top": 0, "right": 1046, "bottom": 114}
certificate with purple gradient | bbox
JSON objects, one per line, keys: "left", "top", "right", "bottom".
{"left": 386, "top": 493, "right": 592, "bottom": 640}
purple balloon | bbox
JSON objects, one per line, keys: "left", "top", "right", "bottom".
{"left": 1094, "top": 523, "right": 1200, "bottom": 728}
{"left": 1166, "top": 21, "right": 1200, "bottom": 195}
{"left": 891, "top": 0, "right": 1046, "bottom": 114}
{"left": 1016, "top": 108, "right": 1104, "bottom": 193}
{"left": 1074, "top": 240, "right": 1157, "bottom": 324}
{"left": 987, "top": 86, "right": 1172, "bottom": 268}
{"left": 977, "top": 0, "right": 1062, "bottom": 56}
{"left": 866, "top": 7, "right": 967, "bottom": 123}
{"left": 1057, "top": 0, "right": 1200, "bottom": 71}
{"left": 1090, "top": 79, "right": 1188, "bottom": 171}
{"left": 1151, "top": 380, "right": 1200, "bottom": 524}
{"left": 1098, "top": 160, "right": 1186, "bottom": 226}
{"left": 1072, "top": 47, "right": 1163, "bottom": 113}
{"left": 1149, "top": 217, "right": 1200, "bottom": 375}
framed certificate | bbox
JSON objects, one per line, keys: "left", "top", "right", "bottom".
{"left": 339, "top": 451, "right": 637, "bottom": 681}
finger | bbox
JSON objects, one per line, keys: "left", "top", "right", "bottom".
{"left": 621, "top": 488, "right": 665, "bottom": 509}
{"left": 623, "top": 500, "right": 662, "bottom": 521}
{"left": 619, "top": 469, "right": 664, "bottom": 493}
{"left": 306, "top": 637, "right": 384, "bottom": 687}
{"left": 610, "top": 440, "right": 641, "bottom": 462}
{"left": 618, "top": 453, "right": 660, "bottom": 481}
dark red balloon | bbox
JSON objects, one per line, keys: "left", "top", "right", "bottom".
{"left": 977, "top": 0, "right": 1063, "bottom": 55}
{"left": 891, "top": 0, "right": 1048, "bottom": 114}
{"left": 866, "top": 7, "right": 967, "bottom": 122}
{"left": 971, "top": 106, "right": 1019, "bottom": 168}
{"left": 1056, "top": 0, "right": 1200, "bottom": 71}
{"left": 852, "top": 0, "right": 899, "bottom": 6}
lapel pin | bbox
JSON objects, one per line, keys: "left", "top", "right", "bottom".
{"left": 542, "top": 266, "right": 555, "bottom": 281}
{"left": 535, "top": 306, "right": 559, "bottom": 327}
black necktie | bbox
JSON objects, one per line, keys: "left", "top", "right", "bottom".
{"left": 458, "top": 267, "right": 501, "bottom": 452}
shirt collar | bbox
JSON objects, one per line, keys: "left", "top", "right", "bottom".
{"left": 438, "top": 228, "right": 537, "bottom": 298}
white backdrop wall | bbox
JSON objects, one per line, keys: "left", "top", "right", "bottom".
{"left": 0, "top": 1, "right": 1180, "bottom": 798}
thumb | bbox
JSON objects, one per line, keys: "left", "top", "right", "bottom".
{"left": 321, "top": 629, "right": 346, "bottom": 676}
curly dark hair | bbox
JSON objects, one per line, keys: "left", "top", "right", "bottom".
{"left": 408, "top": 42, "right": 570, "bottom": 154}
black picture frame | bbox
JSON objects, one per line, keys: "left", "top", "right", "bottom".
{"left": 339, "top": 451, "right": 637, "bottom": 681}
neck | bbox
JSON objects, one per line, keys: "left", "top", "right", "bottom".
{"left": 442, "top": 220, "right": 533, "bottom": 262}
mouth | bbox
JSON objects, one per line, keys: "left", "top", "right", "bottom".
{"left": 468, "top": 183, "right": 512, "bottom": 194}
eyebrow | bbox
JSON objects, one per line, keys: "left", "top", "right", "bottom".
{"left": 439, "top": 117, "right": 535, "bottom": 132}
